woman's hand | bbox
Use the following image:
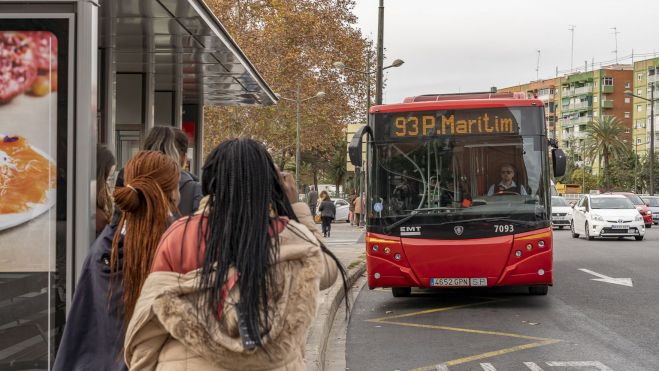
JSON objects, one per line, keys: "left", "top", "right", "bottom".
{"left": 279, "top": 170, "right": 298, "bottom": 204}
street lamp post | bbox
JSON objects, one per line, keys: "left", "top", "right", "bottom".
{"left": 333, "top": 58, "right": 404, "bottom": 225}
{"left": 278, "top": 84, "right": 325, "bottom": 191}
{"left": 626, "top": 85, "right": 656, "bottom": 195}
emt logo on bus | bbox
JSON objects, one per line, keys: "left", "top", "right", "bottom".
{"left": 392, "top": 112, "right": 519, "bottom": 138}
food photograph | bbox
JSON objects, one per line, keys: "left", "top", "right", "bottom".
{"left": 0, "top": 31, "right": 58, "bottom": 272}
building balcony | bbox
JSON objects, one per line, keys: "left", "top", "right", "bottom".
{"left": 601, "top": 100, "right": 614, "bottom": 108}
{"left": 648, "top": 75, "right": 657, "bottom": 83}
{"left": 602, "top": 85, "right": 614, "bottom": 94}
{"left": 574, "top": 116, "right": 593, "bottom": 125}
{"left": 537, "top": 93, "right": 554, "bottom": 101}
{"left": 574, "top": 86, "right": 593, "bottom": 95}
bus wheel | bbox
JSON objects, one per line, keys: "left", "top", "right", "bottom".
{"left": 392, "top": 287, "right": 411, "bottom": 297}
{"left": 571, "top": 222, "right": 579, "bottom": 238}
{"left": 529, "top": 285, "right": 548, "bottom": 295}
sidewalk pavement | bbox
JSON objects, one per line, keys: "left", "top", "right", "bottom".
{"left": 305, "top": 223, "right": 366, "bottom": 371}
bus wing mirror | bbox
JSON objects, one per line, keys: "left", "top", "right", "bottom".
{"left": 349, "top": 125, "right": 373, "bottom": 167}
{"left": 552, "top": 148, "right": 566, "bottom": 177}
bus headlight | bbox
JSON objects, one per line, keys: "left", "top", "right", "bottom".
{"left": 538, "top": 240, "right": 545, "bottom": 248}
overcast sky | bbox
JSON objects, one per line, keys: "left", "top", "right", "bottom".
{"left": 353, "top": 0, "right": 659, "bottom": 104}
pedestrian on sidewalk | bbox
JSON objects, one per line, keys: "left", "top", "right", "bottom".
{"left": 353, "top": 192, "right": 364, "bottom": 227}
{"left": 113, "top": 126, "right": 201, "bottom": 221}
{"left": 348, "top": 191, "right": 357, "bottom": 226}
{"left": 316, "top": 190, "right": 329, "bottom": 219}
{"left": 319, "top": 192, "right": 336, "bottom": 237}
{"left": 54, "top": 151, "right": 180, "bottom": 371}
{"left": 124, "top": 138, "right": 349, "bottom": 371}
{"left": 307, "top": 185, "right": 318, "bottom": 217}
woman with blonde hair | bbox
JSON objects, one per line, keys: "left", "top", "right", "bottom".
{"left": 54, "top": 151, "right": 180, "bottom": 371}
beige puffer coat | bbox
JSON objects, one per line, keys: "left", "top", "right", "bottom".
{"left": 124, "top": 203, "right": 338, "bottom": 371}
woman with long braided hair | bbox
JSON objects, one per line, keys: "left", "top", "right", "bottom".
{"left": 54, "top": 151, "right": 179, "bottom": 371}
{"left": 125, "top": 138, "right": 347, "bottom": 370}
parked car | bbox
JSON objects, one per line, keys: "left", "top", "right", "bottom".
{"left": 604, "top": 192, "right": 653, "bottom": 228}
{"left": 641, "top": 196, "right": 659, "bottom": 225}
{"left": 551, "top": 196, "right": 573, "bottom": 229}
{"left": 333, "top": 199, "right": 350, "bottom": 223}
{"left": 571, "top": 194, "right": 645, "bottom": 241}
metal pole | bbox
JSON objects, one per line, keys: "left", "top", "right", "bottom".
{"left": 569, "top": 25, "right": 575, "bottom": 71}
{"left": 634, "top": 142, "right": 638, "bottom": 193}
{"left": 582, "top": 142, "right": 585, "bottom": 192}
{"left": 295, "top": 81, "right": 301, "bottom": 192}
{"left": 375, "top": 0, "right": 384, "bottom": 105}
{"left": 650, "top": 83, "right": 655, "bottom": 195}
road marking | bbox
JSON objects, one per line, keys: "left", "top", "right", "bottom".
{"left": 523, "top": 362, "right": 545, "bottom": 371}
{"left": 369, "top": 299, "right": 505, "bottom": 321}
{"left": 380, "top": 320, "right": 556, "bottom": 341}
{"left": 480, "top": 363, "right": 498, "bottom": 371}
{"left": 579, "top": 268, "right": 633, "bottom": 287}
{"left": 365, "top": 297, "right": 561, "bottom": 371}
{"left": 545, "top": 361, "right": 613, "bottom": 370}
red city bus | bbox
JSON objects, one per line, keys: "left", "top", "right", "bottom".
{"left": 349, "top": 92, "right": 566, "bottom": 296}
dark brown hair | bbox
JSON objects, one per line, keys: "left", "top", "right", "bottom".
{"left": 96, "top": 145, "right": 116, "bottom": 223}
{"left": 110, "top": 150, "right": 179, "bottom": 325}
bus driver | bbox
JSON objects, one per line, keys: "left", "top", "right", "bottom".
{"left": 487, "top": 163, "right": 527, "bottom": 196}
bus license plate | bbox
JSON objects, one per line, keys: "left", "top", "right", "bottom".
{"left": 431, "top": 278, "right": 487, "bottom": 287}
{"left": 611, "top": 224, "right": 628, "bottom": 229}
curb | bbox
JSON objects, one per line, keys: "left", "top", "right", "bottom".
{"left": 306, "top": 261, "right": 366, "bottom": 371}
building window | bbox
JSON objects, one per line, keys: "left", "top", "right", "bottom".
{"left": 625, "top": 97, "right": 631, "bottom": 103}
{"left": 638, "top": 104, "right": 643, "bottom": 112}
{"left": 594, "top": 111, "right": 599, "bottom": 117}
{"left": 638, "top": 73, "right": 643, "bottom": 81}
{"left": 637, "top": 88, "right": 643, "bottom": 95}
{"left": 649, "top": 67, "right": 656, "bottom": 76}
{"left": 625, "top": 82, "right": 631, "bottom": 88}
{"left": 625, "top": 128, "right": 630, "bottom": 133}
{"left": 637, "top": 138, "right": 642, "bottom": 144}
{"left": 624, "top": 112, "right": 631, "bottom": 118}
{"left": 602, "top": 77, "right": 613, "bottom": 86}
{"left": 593, "top": 96, "right": 599, "bottom": 103}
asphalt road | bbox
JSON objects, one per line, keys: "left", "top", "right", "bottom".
{"left": 345, "top": 227, "right": 659, "bottom": 371}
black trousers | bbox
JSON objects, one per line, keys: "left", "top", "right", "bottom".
{"left": 321, "top": 216, "right": 333, "bottom": 236}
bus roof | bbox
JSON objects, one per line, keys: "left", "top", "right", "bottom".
{"left": 370, "top": 96, "right": 544, "bottom": 114}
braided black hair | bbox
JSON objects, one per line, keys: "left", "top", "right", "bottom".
{"left": 197, "top": 138, "right": 349, "bottom": 347}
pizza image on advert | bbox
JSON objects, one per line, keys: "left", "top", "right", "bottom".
{"left": 0, "top": 135, "right": 56, "bottom": 227}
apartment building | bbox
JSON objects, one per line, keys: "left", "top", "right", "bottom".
{"left": 499, "top": 78, "right": 559, "bottom": 139}
{"left": 556, "top": 65, "right": 633, "bottom": 172}
{"left": 631, "top": 57, "right": 659, "bottom": 157}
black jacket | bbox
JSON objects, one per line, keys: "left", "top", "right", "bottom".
{"left": 319, "top": 199, "right": 336, "bottom": 219}
{"left": 53, "top": 224, "right": 127, "bottom": 371}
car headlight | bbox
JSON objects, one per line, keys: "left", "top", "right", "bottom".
{"left": 591, "top": 214, "right": 604, "bottom": 221}
{"left": 635, "top": 215, "right": 643, "bottom": 221}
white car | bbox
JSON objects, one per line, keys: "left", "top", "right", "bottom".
{"left": 551, "top": 196, "right": 573, "bottom": 229}
{"left": 333, "top": 199, "right": 350, "bottom": 223}
{"left": 571, "top": 195, "right": 645, "bottom": 241}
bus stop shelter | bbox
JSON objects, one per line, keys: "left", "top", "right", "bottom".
{"left": 0, "top": 0, "right": 276, "bottom": 368}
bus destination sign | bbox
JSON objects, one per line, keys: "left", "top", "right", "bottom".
{"left": 391, "top": 111, "right": 520, "bottom": 138}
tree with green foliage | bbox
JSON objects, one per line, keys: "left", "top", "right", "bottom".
{"left": 584, "top": 116, "right": 629, "bottom": 192}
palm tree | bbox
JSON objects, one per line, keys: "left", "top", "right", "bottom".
{"left": 584, "top": 115, "right": 629, "bottom": 191}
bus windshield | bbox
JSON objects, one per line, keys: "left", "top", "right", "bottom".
{"left": 368, "top": 107, "right": 549, "bottom": 228}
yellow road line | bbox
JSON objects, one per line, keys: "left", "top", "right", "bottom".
{"left": 376, "top": 320, "right": 558, "bottom": 341}
{"left": 368, "top": 299, "right": 506, "bottom": 321}
{"left": 407, "top": 339, "right": 560, "bottom": 371}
